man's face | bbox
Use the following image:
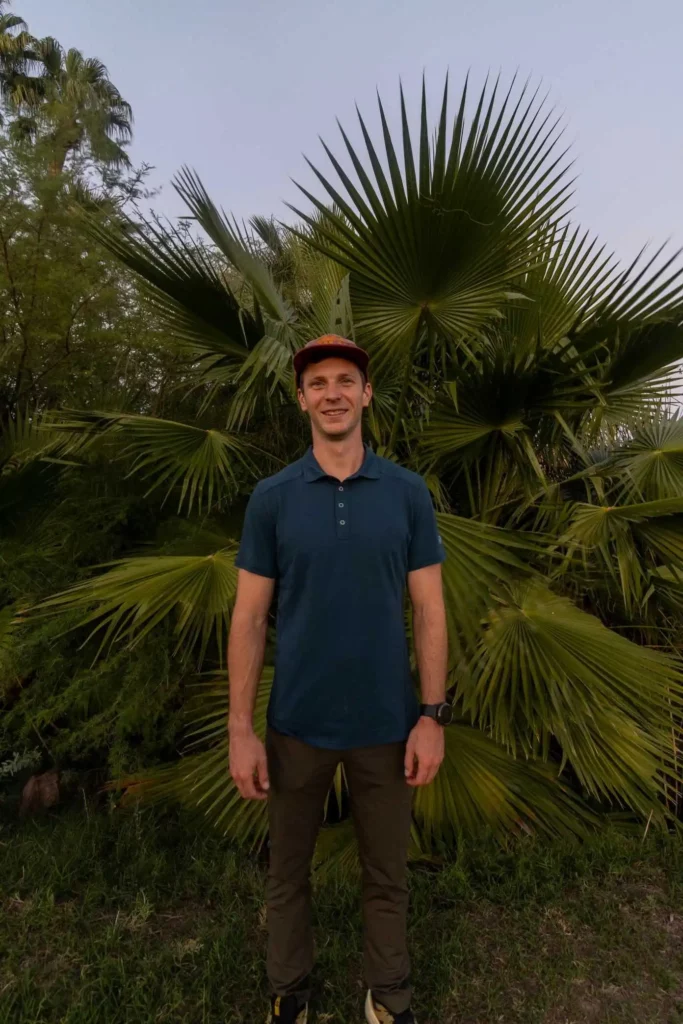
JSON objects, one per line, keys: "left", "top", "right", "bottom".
{"left": 298, "top": 357, "right": 372, "bottom": 440}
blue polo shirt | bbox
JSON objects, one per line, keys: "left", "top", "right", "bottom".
{"left": 235, "top": 446, "right": 445, "bottom": 749}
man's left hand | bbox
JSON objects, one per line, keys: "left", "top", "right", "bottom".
{"left": 404, "top": 716, "right": 445, "bottom": 787}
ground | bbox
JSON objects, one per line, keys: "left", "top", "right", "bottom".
{"left": 1, "top": 805, "right": 683, "bottom": 1023}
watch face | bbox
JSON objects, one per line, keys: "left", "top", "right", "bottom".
{"left": 438, "top": 703, "right": 454, "bottom": 726}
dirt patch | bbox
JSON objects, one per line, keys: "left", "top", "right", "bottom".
{"left": 152, "top": 902, "right": 215, "bottom": 939}
{"left": 540, "top": 882, "right": 683, "bottom": 1024}
{"left": 542, "top": 976, "right": 683, "bottom": 1024}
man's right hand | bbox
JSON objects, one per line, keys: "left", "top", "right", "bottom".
{"left": 228, "top": 728, "right": 270, "bottom": 800}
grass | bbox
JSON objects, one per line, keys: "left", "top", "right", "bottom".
{"left": 1, "top": 804, "right": 683, "bottom": 1023}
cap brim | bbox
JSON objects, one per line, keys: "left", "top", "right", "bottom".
{"left": 293, "top": 344, "right": 369, "bottom": 378}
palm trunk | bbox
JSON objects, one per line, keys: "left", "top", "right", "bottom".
{"left": 48, "top": 121, "right": 80, "bottom": 176}
{"left": 48, "top": 144, "right": 69, "bottom": 176}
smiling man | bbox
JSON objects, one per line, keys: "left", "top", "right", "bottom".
{"left": 228, "top": 335, "right": 450, "bottom": 1024}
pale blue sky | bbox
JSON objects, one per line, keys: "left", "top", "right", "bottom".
{"left": 18, "top": 0, "right": 683, "bottom": 263}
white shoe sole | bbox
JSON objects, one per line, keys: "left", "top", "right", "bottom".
{"left": 365, "top": 990, "right": 381, "bottom": 1024}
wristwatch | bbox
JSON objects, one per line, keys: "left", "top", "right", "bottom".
{"left": 419, "top": 702, "right": 453, "bottom": 726}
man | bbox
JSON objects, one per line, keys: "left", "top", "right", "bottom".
{"left": 228, "top": 335, "right": 450, "bottom": 1024}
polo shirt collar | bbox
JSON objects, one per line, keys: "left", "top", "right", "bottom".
{"left": 302, "top": 444, "right": 381, "bottom": 482}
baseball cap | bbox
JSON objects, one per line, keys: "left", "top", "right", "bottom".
{"left": 293, "top": 335, "right": 370, "bottom": 384}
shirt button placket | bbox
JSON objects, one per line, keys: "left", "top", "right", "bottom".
{"left": 336, "top": 483, "right": 349, "bottom": 538}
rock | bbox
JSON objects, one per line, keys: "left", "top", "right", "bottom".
{"left": 18, "top": 770, "right": 60, "bottom": 816}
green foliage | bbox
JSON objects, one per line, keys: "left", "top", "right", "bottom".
{"left": 32, "top": 548, "right": 240, "bottom": 666}
{"left": 0, "top": 6, "right": 215, "bottom": 793}
{"left": 0, "top": 3, "right": 132, "bottom": 172}
{"left": 52, "top": 409, "right": 261, "bottom": 513}
{"left": 2, "top": 70, "right": 683, "bottom": 859}
{"left": 0, "top": 455, "right": 201, "bottom": 779}
{"left": 0, "top": 134, "right": 163, "bottom": 417}
{"left": 0, "top": 613, "right": 191, "bottom": 779}
{"left": 290, "top": 76, "right": 572, "bottom": 386}
{"left": 16, "top": 37, "right": 133, "bottom": 173}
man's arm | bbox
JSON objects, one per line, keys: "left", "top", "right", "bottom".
{"left": 227, "top": 568, "right": 275, "bottom": 800}
{"left": 404, "top": 563, "right": 449, "bottom": 787}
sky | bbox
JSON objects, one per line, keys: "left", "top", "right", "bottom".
{"left": 18, "top": 0, "right": 683, "bottom": 265}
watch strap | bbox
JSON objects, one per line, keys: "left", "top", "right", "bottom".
{"left": 420, "top": 703, "right": 444, "bottom": 719}
{"left": 420, "top": 702, "right": 452, "bottom": 725}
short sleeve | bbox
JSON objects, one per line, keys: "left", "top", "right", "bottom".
{"left": 235, "top": 483, "right": 278, "bottom": 579}
{"left": 408, "top": 480, "right": 446, "bottom": 572}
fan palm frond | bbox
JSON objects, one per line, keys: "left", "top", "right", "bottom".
{"left": 30, "top": 548, "right": 239, "bottom": 664}
{"left": 174, "top": 168, "right": 298, "bottom": 334}
{"left": 83, "top": 210, "right": 257, "bottom": 362}
{"left": 463, "top": 579, "right": 682, "bottom": 820}
{"left": 49, "top": 409, "right": 259, "bottom": 513}
{"left": 612, "top": 416, "right": 683, "bottom": 501}
{"left": 288, "top": 74, "right": 574, "bottom": 448}
{"left": 0, "top": 405, "right": 70, "bottom": 472}
{"left": 413, "top": 722, "right": 597, "bottom": 846}
{"left": 436, "top": 512, "right": 540, "bottom": 659}
{"left": 561, "top": 496, "right": 683, "bottom": 612}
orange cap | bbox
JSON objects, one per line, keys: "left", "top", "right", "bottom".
{"left": 293, "top": 335, "right": 369, "bottom": 382}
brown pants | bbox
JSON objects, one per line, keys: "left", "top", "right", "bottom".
{"left": 266, "top": 727, "right": 414, "bottom": 1014}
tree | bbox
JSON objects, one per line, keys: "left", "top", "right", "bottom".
{"left": 17, "top": 76, "right": 683, "bottom": 855}
{"left": 0, "top": 9, "right": 211, "bottom": 786}
{"left": 0, "top": 123, "right": 203, "bottom": 781}
{"left": 0, "top": 130, "right": 160, "bottom": 421}
{"left": 0, "top": 0, "right": 39, "bottom": 116}
{"left": 13, "top": 37, "right": 132, "bottom": 174}
{"left": 0, "top": 7, "right": 132, "bottom": 176}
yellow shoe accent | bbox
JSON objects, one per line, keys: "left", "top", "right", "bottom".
{"left": 265, "top": 1001, "right": 308, "bottom": 1024}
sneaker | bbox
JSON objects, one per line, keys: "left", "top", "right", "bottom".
{"left": 266, "top": 994, "right": 308, "bottom": 1023}
{"left": 364, "top": 989, "right": 416, "bottom": 1024}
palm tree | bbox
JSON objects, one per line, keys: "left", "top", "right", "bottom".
{"left": 28, "top": 76, "right": 683, "bottom": 857}
{"left": 0, "top": 1, "right": 39, "bottom": 117}
{"left": 6, "top": 36, "right": 132, "bottom": 172}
